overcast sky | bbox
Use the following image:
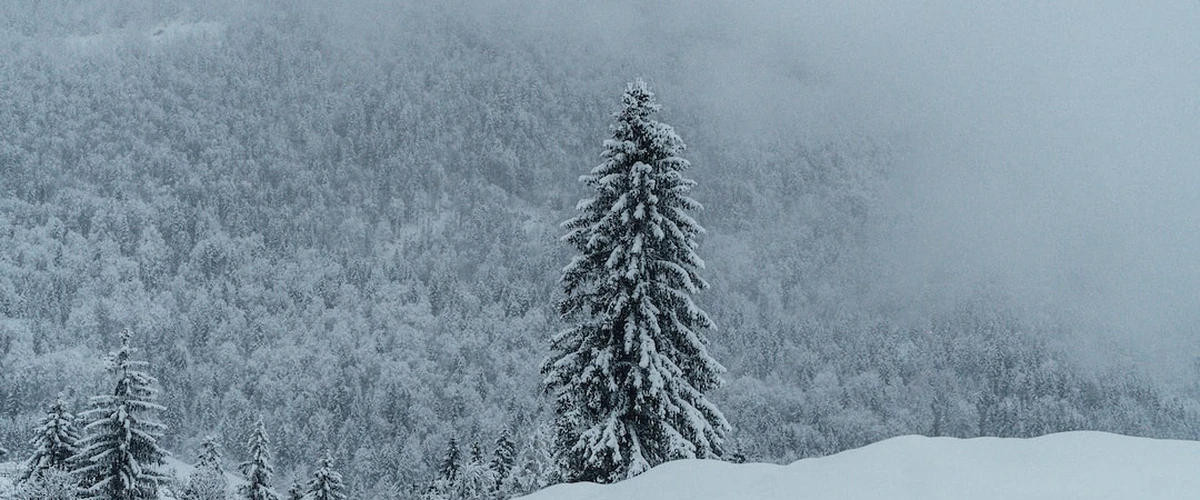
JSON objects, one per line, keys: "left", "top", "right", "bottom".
{"left": 569, "top": 0, "right": 1200, "bottom": 377}
{"left": 787, "top": 1, "right": 1200, "bottom": 377}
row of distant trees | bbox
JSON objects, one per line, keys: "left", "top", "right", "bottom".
{"left": 7, "top": 330, "right": 347, "bottom": 500}
{"left": 419, "top": 435, "right": 515, "bottom": 500}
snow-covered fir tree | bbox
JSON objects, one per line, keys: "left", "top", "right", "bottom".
{"left": 543, "top": 79, "right": 730, "bottom": 483}
{"left": 74, "top": 329, "right": 169, "bottom": 500}
{"left": 6, "top": 380, "right": 23, "bottom": 419}
{"left": 198, "top": 436, "right": 224, "bottom": 470}
{"left": 439, "top": 438, "right": 461, "bottom": 483}
{"left": 469, "top": 441, "right": 484, "bottom": 465}
{"left": 490, "top": 430, "right": 516, "bottom": 494}
{"left": 184, "top": 436, "right": 228, "bottom": 500}
{"left": 424, "top": 438, "right": 462, "bottom": 500}
{"left": 19, "top": 397, "right": 80, "bottom": 483}
{"left": 238, "top": 419, "right": 279, "bottom": 500}
{"left": 304, "top": 453, "right": 346, "bottom": 500}
{"left": 426, "top": 440, "right": 496, "bottom": 500}
{"left": 450, "top": 453, "right": 496, "bottom": 500}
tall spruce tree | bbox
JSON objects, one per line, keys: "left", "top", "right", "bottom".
{"left": 304, "top": 453, "right": 346, "bottom": 500}
{"left": 543, "top": 79, "right": 730, "bottom": 483}
{"left": 20, "top": 397, "right": 81, "bottom": 483}
{"left": 74, "top": 330, "right": 169, "bottom": 500}
{"left": 238, "top": 419, "right": 279, "bottom": 500}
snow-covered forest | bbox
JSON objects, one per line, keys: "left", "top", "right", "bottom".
{"left": 1, "top": 1, "right": 1198, "bottom": 499}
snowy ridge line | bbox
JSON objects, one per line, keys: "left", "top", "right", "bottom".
{"left": 518, "top": 431, "right": 1199, "bottom": 500}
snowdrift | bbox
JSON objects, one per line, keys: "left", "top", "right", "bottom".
{"left": 520, "top": 432, "right": 1199, "bottom": 500}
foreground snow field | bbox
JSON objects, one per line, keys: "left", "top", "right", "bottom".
{"left": 519, "top": 432, "right": 1199, "bottom": 500}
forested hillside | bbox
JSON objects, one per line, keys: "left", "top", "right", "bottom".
{"left": 1, "top": 1, "right": 1197, "bottom": 498}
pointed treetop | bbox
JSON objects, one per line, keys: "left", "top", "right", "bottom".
{"left": 110, "top": 329, "right": 136, "bottom": 367}
{"left": 619, "top": 78, "right": 660, "bottom": 121}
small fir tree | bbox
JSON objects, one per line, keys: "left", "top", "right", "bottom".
{"left": 438, "top": 438, "right": 460, "bottom": 483}
{"left": 20, "top": 397, "right": 81, "bottom": 483}
{"left": 424, "top": 438, "right": 463, "bottom": 500}
{"left": 509, "top": 422, "right": 558, "bottom": 495}
{"left": 543, "top": 79, "right": 730, "bottom": 483}
{"left": 304, "top": 453, "right": 346, "bottom": 500}
{"left": 74, "top": 329, "right": 169, "bottom": 500}
{"left": 490, "top": 431, "right": 516, "bottom": 494}
{"left": 185, "top": 436, "right": 228, "bottom": 500}
{"left": 198, "top": 436, "right": 224, "bottom": 471}
{"left": 6, "top": 378, "right": 24, "bottom": 418}
{"left": 238, "top": 419, "right": 279, "bottom": 500}
{"left": 469, "top": 441, "right": 484, "bottom": 465}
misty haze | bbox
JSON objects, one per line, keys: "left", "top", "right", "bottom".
{"left": 1, "top": 1, "right": 1198, "bottom": 499}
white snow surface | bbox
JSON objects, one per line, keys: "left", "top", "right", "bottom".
{"left": 519, "top": 431, "right": 1199, "bottom": 500}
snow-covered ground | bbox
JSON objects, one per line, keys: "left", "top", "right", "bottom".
{"left": 520, "top": 431, "right": 1199, "bottom": 500}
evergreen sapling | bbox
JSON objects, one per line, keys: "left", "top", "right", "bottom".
{"left": 185, "top": 436, "right": 228, "bottom": 500}
{"left": 20, "top": 397, "right": 81, "bottom": 483}
{"left": 490, "top": 431, "right": 516, "bottom": 494}
{"left": 238, "top": 419, "right": 279, "bottom": 500}
{"left": 304, "top": 453, "right": 346, "bottom": 500}
{"left": 74, "top": 330, "right": 169, "bottom": 500}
